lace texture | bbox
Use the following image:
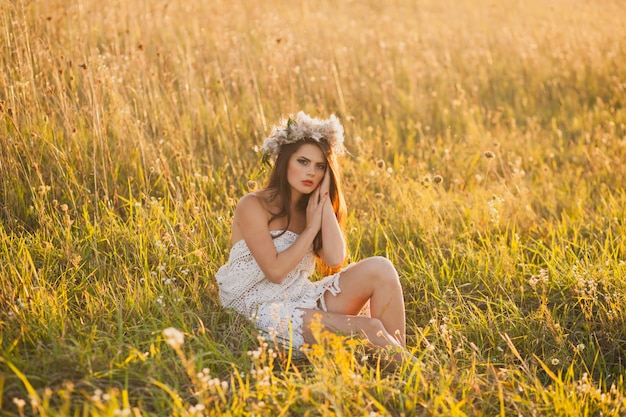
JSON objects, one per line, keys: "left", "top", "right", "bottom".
{"left": 216, "top": 230, "right": 343, "bottom": 349}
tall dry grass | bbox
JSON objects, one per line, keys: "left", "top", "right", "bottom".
{"left": 2, "top": 0, "right": 626, "bottom": 415}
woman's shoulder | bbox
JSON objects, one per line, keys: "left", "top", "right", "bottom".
{"left": 231, "top": 190, "right": 280, "bottom": 246}
{"left": 237, "top": 191, "right": 268, "bottom": 212}
{"left": 239, "top": 189, "right": 281, "bottom": 209}
{"left": 237, "top": 191, "right": 261, "bottom": 206}
{"left": 234, "top": 190, "right": 278, "bottom": 221}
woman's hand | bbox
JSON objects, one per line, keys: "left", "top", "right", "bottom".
{"left": 319, "top": 169, "right": 331, "bottom": 200}
{"left": 306, "top": 186, "right": 328, "bottom": 233}
{"left": 233, "top": 193, "right": 322, "bottom": 284}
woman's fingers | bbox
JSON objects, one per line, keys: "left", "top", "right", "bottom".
{"left": 306, "top": 188, "right": 328, "bottom": 231}
{"left": 312, "top": 186, "right": 328, "bottom": 206}
{"left": 320, "top": 190, "right": 329, "bottom": 205}
{"left": 320, "top": 171, "right": 330, "bottom": 195}
{"left": 311, "top": 185, "right": 320, "bottom": 204}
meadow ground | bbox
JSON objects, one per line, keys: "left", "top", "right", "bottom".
{"left": 1, "top": 0, "right": 626, "bottom": 415}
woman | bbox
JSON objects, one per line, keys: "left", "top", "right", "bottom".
{"left": 216, "top": 112, "right": 409, "bottom": 359}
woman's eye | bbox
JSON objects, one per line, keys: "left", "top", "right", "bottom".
{"left": 317, "top": 164, "right": 327, "bottom": 170}
{"left": 298, "top": 159, "right": 308, "bottom": 165}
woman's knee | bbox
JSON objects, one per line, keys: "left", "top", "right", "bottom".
{"left": 355, "top": 316, "right": 386, "bottom": 335}
{"left": 362, "top": 256, "right": 399, "bottom": 283}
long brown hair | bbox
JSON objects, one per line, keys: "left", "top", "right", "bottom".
{"left": 264, "top": 138, "right": 347, "bottom": 273}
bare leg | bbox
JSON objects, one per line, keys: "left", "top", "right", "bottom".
{"left": 299, "top": 308, "right": 402, "bottom": 350}
{"left": 322, "top": 256, "right": 407, "bottom": 346}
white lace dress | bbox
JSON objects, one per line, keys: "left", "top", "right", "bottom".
{"left": 215, "top": 230, "right": 343, "bottom": 349}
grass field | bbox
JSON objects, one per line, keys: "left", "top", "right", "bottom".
{"left": 2, "top": 0, "right": 626, "bottom": 415}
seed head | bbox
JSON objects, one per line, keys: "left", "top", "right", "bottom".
{"left": 63, "top": 214, "right": 74, "bottom": 227}
{"left": 484, "top": 151, "right": 495, "bottom": 159}
{"left": 38, "top": 185, "right": 50, "bottom": 196}
{"left": 163, "top": 327, "right": 185, "bottom": 349}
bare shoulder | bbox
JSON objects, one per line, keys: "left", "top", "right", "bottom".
{"left": 235, "top": 192, "right": 269, "bottom": 217}
{"left": 231, "top": 192, "right": 272, "bottom": 245}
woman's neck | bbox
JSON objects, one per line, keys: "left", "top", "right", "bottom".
{"left": 290, "top": 189, "right": 304, "bottom": 210}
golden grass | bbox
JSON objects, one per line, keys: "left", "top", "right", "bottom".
{"left": 1, "top": 0, "right": 626, "bottom": 415}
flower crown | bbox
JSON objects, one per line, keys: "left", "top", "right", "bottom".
{"left": 261, "top": 111, "right": 345, "bottom": 163}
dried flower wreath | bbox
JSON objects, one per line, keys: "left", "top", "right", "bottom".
{"left": 261, "top": 111, "right": 345, "bottom": 164}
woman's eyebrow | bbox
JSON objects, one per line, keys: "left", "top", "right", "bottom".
{"left": 297, "top": 154, "right": 326, "bottom": 164}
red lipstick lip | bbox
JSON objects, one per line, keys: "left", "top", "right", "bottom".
{"left": 302, "top": 180, "right": 314, "bottom": 187}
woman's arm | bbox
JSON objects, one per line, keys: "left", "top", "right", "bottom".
{"left": 233, "top": 191, "right": 327, "bottom": 284}
{"left": 317, "top": 174, "right": 347, "bottom": 267}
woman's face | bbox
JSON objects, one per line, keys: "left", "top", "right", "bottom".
{"left": 287, "top": 143, "right": 327, "bottom": 196}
